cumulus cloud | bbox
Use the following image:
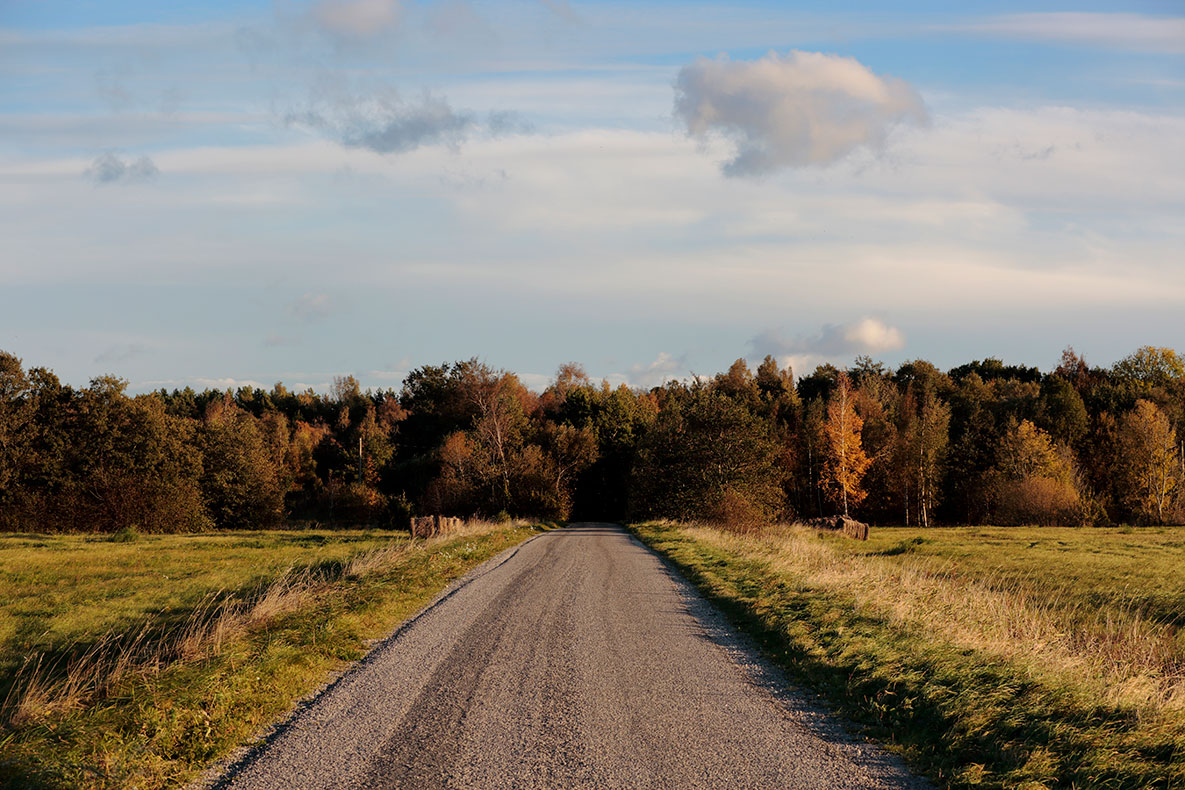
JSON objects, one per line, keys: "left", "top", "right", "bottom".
{"left": 951, "top": 13, "right": 1185, "bottom": 54}
{"left": 751, "top": 318, "right": 905, "bottom": 374}
{"left": 312, "top": 0, "right": 402, "bottom": 39}
{"left": 674, "top": 50, "right": 927, "bottom": 176}
{"left": 85, "top": 152, "right": 159, "bottom": 183}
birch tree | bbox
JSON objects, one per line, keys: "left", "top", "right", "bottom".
{"left": 1119, "top": 399, "right": 1181, "bottom": 524}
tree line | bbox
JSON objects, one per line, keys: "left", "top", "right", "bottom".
{"left": 0, "top": 346, "right": 1181, "bottom": 532}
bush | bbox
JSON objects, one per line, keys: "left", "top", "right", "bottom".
{"left": 334, "top": 482, "right": 388, "bottom": 525}
{"left": 705, "top": 488, "right": 769, "bottom": 535}
{"left": 994, "top": 475, "right": 1084, "bottom": 526}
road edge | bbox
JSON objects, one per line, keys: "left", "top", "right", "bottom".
{"left": 189, "top": 527, "right": 555, "bottom": 790}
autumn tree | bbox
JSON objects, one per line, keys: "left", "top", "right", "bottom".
{"left": 464, "top": 364, "right": 530, "bottom": 512}
{"left": 994, "top": 419, "right": 1082, "bottom": 526}
{"left": 822, "top": 372, "right": 871, "bottom": 518}
{"left": 1113, "top": 346, "right": 1185, "bottom": 389}
{"left": 1118, "top": 399, "right": 1182, "bottom": 524}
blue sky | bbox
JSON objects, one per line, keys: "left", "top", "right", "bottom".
{"left": 1, "top": 1, "right": 1182, "bottom": 392}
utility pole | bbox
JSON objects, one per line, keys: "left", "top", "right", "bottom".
{"left": 358, "top": 435, "right": 364, "bottom": 483}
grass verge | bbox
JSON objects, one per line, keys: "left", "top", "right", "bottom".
{"left": 0, "top": 522, "right": 548, "bottom": 789}
{"left": 630, "top": 522, "right": 1185, "bottom": 790}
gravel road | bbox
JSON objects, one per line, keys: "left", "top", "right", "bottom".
{"left": 211, "top": 523, "right": 928, "bottom": 789}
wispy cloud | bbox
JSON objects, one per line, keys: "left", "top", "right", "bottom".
{"left": 84, "top": 152, "right": 158, "bottom": 184}
{"left": 948, "top": 13, "right": 1185, "bottom": 54}
{"left": 674, "top": 50, "right": 926, "bottom": 176}
{"left": 288, "top": 90, "right": 535, "bottom": 154}
{"left": 288, "top": 92, "right": 476, "bottom": 154}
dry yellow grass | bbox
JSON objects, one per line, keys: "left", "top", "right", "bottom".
{"left": 686, "top": 524, "right": 1184, "bottom": 717}
{"left": 634, "top": 521, "right": 1185, "bottom": 788}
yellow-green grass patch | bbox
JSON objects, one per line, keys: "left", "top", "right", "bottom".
{"left": 0, "top": 523, "right": 547, "bottom": 789}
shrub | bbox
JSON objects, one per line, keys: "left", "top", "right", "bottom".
{"left": 994, "top": 475, "right": 1083, "bottom": 526}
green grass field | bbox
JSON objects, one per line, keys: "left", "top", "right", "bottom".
{"left": 1, "top": 530, "right": 410, "bottom": 680}
{"left": 632, "top": 522, "right": 1185, "bottom": 790}
{"left": 0, "top": 523, "right": 545, "bottom": 789}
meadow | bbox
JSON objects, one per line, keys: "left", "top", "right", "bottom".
{"left": 632, "top": 522, "right": 1185, "bottom": 789}
{"left": 0, "top": 523, "right": 545, "bottom": 789}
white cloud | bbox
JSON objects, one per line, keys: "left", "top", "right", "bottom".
{"left": 753, "top": 317, "right": 904, "bottom": 359}
{"left": 748, "top": 319, "right": 903, "bottom": 378}
{"left": 841, "top": 318, "right": 905, "bottom": 352}
{"left": 674, "top": 50, "right": 927, "bottom": 176}
{"left": 515, "top": 372, "right": 553, "bottom": 392}
{"left": 951, "top": 13, "right": 1185, "bottom": 54}
{"left": 626, "top": 352, "right": 685, "bottom": 388}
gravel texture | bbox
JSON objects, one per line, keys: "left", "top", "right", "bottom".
{"left": 210, "top": 523, "right": 929, "bottom": 789}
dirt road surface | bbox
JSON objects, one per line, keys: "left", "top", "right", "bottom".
{"left": 211, "top": 523, "right": 928, "bottom": 789}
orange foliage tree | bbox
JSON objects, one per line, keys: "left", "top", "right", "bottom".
{"left": 823, "top": 372, "right": 871, "bottom": 517}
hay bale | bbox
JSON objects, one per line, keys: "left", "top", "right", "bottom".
{"left": 410, "top": 515, "right": 465, "bottom": 538}
{"left": 801, "top": 515, "right": 869, "bottom": 540}
{"left": 410, "top": 516, "right": 436, "bottom": 538}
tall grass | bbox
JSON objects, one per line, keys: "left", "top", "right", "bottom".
{"left": 633, "top": 521, "right": 1185, "bottom": 788}
{"left": 690, "top": 525, "right": 1184, "bottom": 716}
{"left": 0, "top": 522, "right": 543, "bottom": 789}
{"left": 1, "top": 521, "right": 513, "bottom": 731}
